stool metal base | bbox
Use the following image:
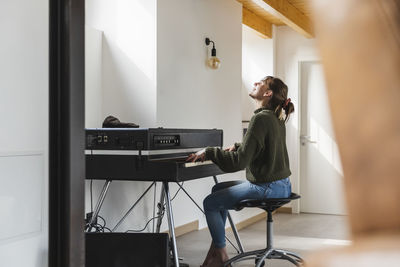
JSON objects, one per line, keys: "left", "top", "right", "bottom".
{"left": 224, "top": 248, "right": 304, "bottom": 266}
{"left": 226, "top": 195, "right": 303, "bottom": 267}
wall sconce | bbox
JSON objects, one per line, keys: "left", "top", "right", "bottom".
{"left": 205, "top": 37, "right": 221, "bottom": 69}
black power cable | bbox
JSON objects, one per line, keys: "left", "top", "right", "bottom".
{"left": 88, "top": 182, "right": 184, "bottom": 233}
{"left": 125, "top": 182, "right": 184, "bottom": 233}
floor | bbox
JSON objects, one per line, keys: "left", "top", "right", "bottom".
{"left": 176, "top": 213, "right": 350, "bottom": 266}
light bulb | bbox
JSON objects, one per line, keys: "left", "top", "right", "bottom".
{"left": 205, "top": 37, "right": 221, "bottom": 70}
{"left": 207, "top": 56, "right": 221, "bottom": 69}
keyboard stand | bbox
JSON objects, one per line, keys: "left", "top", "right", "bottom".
{"left": 86, "top": 180, "right": 156, "bottom": 232}
{"left": 87, "top": 180, "right": 112, "bottom": 232}
{"left": 163, "top": 182, "right": 180, "bottom": 267}
{"left": 112, "top": 182, "right": 156, "bottom": 231}
{"left": 86, "top": 177, "right": 245, "bottom": 266}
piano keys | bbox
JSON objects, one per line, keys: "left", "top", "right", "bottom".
{"left": 86, "top": 153, "right": 224, "bottom": 182}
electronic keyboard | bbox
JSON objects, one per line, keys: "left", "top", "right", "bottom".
{"left": 85, "top": 128, "right": 224, "bottom": 181}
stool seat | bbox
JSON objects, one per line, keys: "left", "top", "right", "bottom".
{"left": 235, "top": 193, "right": 301, "bottom": 212}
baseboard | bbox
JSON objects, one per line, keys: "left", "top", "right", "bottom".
{"left": 163, "top": 220, "right": 199, "bottom": 237}
{"left": 276, "top": 206, "right": 292, "bottom": 213}
{"left": 168, "top": 208, "right": 291, "bottom": 238}
{"left": 226, "top": 212, "right": 267, "bottom": 232}
{"left": 225, "top": 207, "right": 292, "bottom": 232}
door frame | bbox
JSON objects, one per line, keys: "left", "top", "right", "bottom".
{"left": 49, "top": 0, "right": 85, "bottom": 266}
{"left": 296, "top": 60, "right": 322, "bottom": 214}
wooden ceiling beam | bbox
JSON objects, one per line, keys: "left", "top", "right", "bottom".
{"left": 252, "top": 0, "right": 314, "bottom": 38}
{"left": 242, "top": 7, "right": 273, "bottom": 39}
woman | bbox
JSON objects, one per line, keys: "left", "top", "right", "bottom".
{"left": 187, "top": 76, "right": 295, "bottom": 267}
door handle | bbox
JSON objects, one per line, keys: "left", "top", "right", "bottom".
{"left": 300, "top": 135, "right": 317, "bottom": 145}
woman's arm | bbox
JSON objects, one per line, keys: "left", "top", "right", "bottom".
{"left": 186, "top": 143, "right": 242, "bottom": 162}
{"left": 205, "top": 115, "right": 267, "bottom": 173}
{"left": 224, "top": 143, "right": 241, "bottom": 152}
{"left": 234, "top": 142, "right": 241, "bottom": 151}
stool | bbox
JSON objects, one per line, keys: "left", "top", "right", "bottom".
{"left": 224, "top": 193, "right": 304, "bottom": 267}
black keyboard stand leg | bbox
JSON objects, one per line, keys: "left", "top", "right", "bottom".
{"left": 156, "top": 182, "right": 166, "bottom": 233}
{"left": 87, "top": 180, "right": 112, "bottom": 232}
{"left": 175, "top": 182, "right": 204, "bottom": 213}
{"left": 213, "top": 176, "right": 245, "bottom": 254}
{"left": 163, "top": 182, "right": 180, "bottom": 267}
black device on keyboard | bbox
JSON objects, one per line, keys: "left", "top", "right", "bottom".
{"left": 86, "top": 127, "right": 223, "bottom": 150}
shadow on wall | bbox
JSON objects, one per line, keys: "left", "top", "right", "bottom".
{"left": 101, "top": 36, "right": 156, "bottom": 128}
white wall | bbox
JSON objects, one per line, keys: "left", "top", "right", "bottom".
{"left": 241, "top": 25, "right": 274, "bottom": 121}
{"left": 86, "top": 0, "right": 157, "bottom": 127}
{"left": 0, "top": 0, "right": 48, "bottom": 266}
{"left": 274, "top": 26, "right": 320, "bottom": 212}
{"left": 157, "top": 0, "right": 259, "bottom": 230}
{"left": 85, "top": 26, "right": 103, "bottom": 128}
{"left": 85, "top": 0, "right": 265, "bottom": 233}
{"left": 85, "top": 3, "right": 322, "bottom": 234}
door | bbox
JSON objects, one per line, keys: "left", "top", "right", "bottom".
{"left": 0, "top": 0, "right": 48, "bottom": 266}
{"left": 299, "top": 62, "right": 346, "bottom": 215}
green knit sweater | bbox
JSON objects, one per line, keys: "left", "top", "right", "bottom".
{"left": 205, "top": 107, "right": 291, "bottom": 183}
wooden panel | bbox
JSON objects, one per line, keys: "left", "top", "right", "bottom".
{"left": 256, "top": 0, "right": 314, "bottom": 37}
{"left": 163, "top": 220, "right": 199, "bottom": 237}
{"left": 276, "top": 206, "right": 292, "bottom": 213}
{"left": 242, "top": 7, "right": 273, "bottom": 38}
{"left": 238, "top": 0, "right": 285, "bottom": 25}
{"left": 287, "top": 0, "right": 313, "bottom": 16}
{"left": 226, "top": 212, "right": 267, "bottom": 232}
{"left": 238, "top": 0, "right": 314, "bottom": 38}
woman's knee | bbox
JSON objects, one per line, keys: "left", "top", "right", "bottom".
{"left": 211, "top": 184, "right": 220, "bottom": 193}
{"left": 203, "top": 194, "right": 213, "bottom": 211}
{"left": 204, "top": 192, "right": 224, "bottom": 212}
{"left": 211, "top": 180, "right": 246, "bottom": 193}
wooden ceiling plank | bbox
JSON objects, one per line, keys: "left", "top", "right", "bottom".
{"left": 238, "top": 0, "right": 285, "bottom": 26}
{"left": 254, "top": 0, "right": 314, "bottom": 38}
{"left": 242, "top": 6, "right": 273, "bottom": 38}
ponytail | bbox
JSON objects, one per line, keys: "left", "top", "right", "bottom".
{"left": 262, "top": 76, "right": 295, "bottom": 123}
{"left": 283, "top": 100, "right": 295, "bottom": 123}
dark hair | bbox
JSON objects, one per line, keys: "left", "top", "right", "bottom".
{"left": 262, "top": 76, "right": 295, "bottom": 122}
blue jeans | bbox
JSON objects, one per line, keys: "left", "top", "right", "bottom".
{"left": 203, "top": 178, "right": 291, "bottom": 248}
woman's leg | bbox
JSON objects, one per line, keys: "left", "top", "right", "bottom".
{"left": 201, "top": 181, "right": 245, "bottom": 266}
{"left": 207, "top": 247, "right": 229, "bottom": 267}
{"left": 201, "top": 242, "right": 215, "bottom": 267}
{"left": 203, "top": 180, "right": 267, "bottom": 249}
{"left": 211, "top": 180, "right": 246, "bottom": 227}
{"left": 202, "top": 178, "right": 291, "bottom": 266}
